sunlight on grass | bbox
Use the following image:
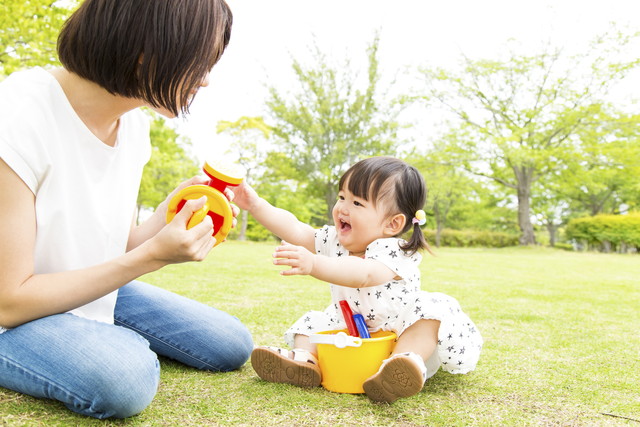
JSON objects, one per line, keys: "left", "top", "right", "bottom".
{"left": 1, "top": 242, "right": 638, "bottom": 425}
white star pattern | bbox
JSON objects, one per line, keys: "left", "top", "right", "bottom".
{"left": 283, "top": 225, "right": 483, "bottom": 375}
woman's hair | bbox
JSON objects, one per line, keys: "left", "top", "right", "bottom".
{"left": 338, "top": 156, "right": 430, "bottom": 255}
{"left": 57, "top": 0, "right": 232, "bottom": 116}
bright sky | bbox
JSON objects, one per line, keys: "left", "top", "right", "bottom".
{"left": 178, "top": 0, "right": 640, "bottom": 162}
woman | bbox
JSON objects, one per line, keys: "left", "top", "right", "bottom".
{"left": 0, "top": 0, "right": 252, "bottom": 419}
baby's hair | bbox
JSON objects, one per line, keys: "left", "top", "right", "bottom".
{"left": 338, "top": 156, "right": 430, "bottom": 255}
{"left": 57, "top": 0, "right": 232, "bottom": 117}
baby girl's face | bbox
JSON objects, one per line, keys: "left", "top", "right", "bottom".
{"left": 332, "top": 186, "right": 393, "bottom": 257}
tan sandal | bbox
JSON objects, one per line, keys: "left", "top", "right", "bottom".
{"left": 251, "top": 346, "right": 322, "bottom": 387}
{"left": 363, "top": 352, "right": 427, "bottom": 403}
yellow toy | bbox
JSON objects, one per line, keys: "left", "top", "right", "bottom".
{"left": 310, "top": 329, "right": 397, "bottom": 394}
{"left": 166, "top": 160, "right": 245, "bottom": 246}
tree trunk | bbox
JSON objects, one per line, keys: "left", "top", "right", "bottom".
{"left": 326, "top": 187, "right": 337, "bottom": 226}
{"left": 238, "top": 210, "right": 248, "bottom": 241}
{"left": 436, "top": 221, "right": 444, "bottom": 247}
{"left": 546, "top": 222, "right": 557, "bottom": 247}
{"left": 515, "top": 167, "right": 536, "bottom": 245}
{"left": 433, "top": 204, "right": 444, "bottom": 247}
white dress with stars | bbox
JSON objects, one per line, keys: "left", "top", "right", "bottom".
{"left": 284, "top": 225, "right": 483, "bottom": 375}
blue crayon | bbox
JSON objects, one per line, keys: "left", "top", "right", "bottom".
{"left": 352, "top": 314, "right": 371, "bottom": 339}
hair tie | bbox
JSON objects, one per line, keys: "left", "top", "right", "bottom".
{"left": 412, "top": 209, "right": 426, "bottom": 226}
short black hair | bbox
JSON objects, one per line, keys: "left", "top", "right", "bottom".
{"left": 57, "top": 0, "right": 232, "bottom": 116}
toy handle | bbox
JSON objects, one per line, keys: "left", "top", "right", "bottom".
{"left": 187, "top": 204, "right": 210, "bottom": 229}
{"left": 309, "top": 332, "right": 362, "bottom": 349}
{"left": 339, "top": 300, "right": 359, "bottom": 337}
{"left": 352, "top": 314, "right": 371, "bottom": 339}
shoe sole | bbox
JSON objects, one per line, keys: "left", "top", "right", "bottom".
{"left": 251, "top": 347, "right": 321, "bottom": 388}
{"left": 363, "top": 356, "right": 424, "bottom": 403}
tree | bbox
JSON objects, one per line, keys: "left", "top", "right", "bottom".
{"left": 264, "top": 35, "right": 402, "bottom": 223}
{"left": 217, "top": 116, "right": 272, "bottom": 240}
{"left": 1, "top": 0, "right": 74, "bottom": 78}
{"left": 418, "top": 32, "right": 640, "bottom": 245}
{"left": 137, "top": 113, "right": 200, "bottom": 222}
{"left": 561, "top": 112, "right": 640, "bottom": 216}
{"left": 531, "top": 182, "right": 571, "bottom": 246}
{"left": 408, "top": 149, "right": 480, "bottom": 247}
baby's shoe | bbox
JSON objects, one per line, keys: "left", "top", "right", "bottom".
{"left": 251, "top": 346, "right": 321, "bottom": 387}
{"left": 363, "top": 352, "right": 427, "bottom": 403}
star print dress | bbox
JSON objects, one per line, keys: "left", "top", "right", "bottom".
{"left": 284, "top": 225, "right": 483, "bottom": 375}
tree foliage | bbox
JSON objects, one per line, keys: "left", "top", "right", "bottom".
{"left": 418, "top": 32, "right": 640, "bottom": 245}
{"left": 565, "top": 213, "right": 640, "bottom": 252}
{"left": 562, "top": 112, "right": 640, "bottom": 216}
{"left": 0, "top": 0, "right": 74, "bottom": 78}
{"left": 408, "top": 149, "right": 482, "bottom": 246}
{"left": 264, "top": 35, "right": 402, "bottom": 224}
{"left": 217, "top": 116, "right": 272, "bottom": 240}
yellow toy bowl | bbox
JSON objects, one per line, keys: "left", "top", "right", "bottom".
{"left": 311, "top": 329, "right": 397, "bottom": 394}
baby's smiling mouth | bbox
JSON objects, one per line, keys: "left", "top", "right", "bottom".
{"left": 339, "top": 219, "right": 352, "bottom": 232}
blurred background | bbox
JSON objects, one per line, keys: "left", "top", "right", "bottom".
{"left": 2, "top": 0, "right": 639, "bottom": 251}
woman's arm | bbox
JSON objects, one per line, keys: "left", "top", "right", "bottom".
{"left": 273, "top": 241, "right": 398, "bottom": 288}
{"left": 231, "top": 182, "right": 316, "bottom": 252}
{"left": 0, "top": 160, "right": 215, "bottom": 329}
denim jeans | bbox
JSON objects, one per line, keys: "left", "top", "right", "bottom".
{"left": 0, "top": 281, "right": 253, "bottom": 419}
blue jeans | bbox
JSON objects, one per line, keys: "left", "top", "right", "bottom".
{"left": 0, "top": 281, "right": 253, "bottom": 419}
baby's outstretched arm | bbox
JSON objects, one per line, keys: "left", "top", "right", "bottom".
{"left": 231, "top": 182, "right": 315, "bottom": 251}
{"left": 273, "top": 241, "right": 397, "bottom": 288}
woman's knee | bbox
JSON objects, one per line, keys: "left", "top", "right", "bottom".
{"left": 0, "top": 315, "right": 160, "bottom": 420}
{"left": 208, "top": 317, "right": 253, "bottom": 371}
{"left": 73, "top": 329, "right": 160, "bottom": 419}
{"left": 231, "top": 320, "right": 253, "bottom": 368}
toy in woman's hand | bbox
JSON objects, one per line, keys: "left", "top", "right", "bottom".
{"left": 166, "top": 160, "right": 245, "bottom": 246}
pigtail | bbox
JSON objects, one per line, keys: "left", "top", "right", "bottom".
{"left": 396, "top": 165, "right": 433, "bottom": 256}
{"left": 399, "top": 210, "right": 433, "bottom": 256}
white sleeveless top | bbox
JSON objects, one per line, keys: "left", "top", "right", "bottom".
{"left": 0, "top": 68, "right": 151, "bottom": 332}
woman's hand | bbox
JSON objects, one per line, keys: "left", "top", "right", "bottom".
{"left": 155, "top": 175, "right": 210, "bottom": 219}
{"left": 146, "top": 196, "right": 216, "bottom": 264}
{"left": 273, "top": 241, "right": 315, "bottom": 276}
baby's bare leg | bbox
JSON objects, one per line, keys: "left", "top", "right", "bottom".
{"left": 393, "top": 319, "right": 440, "bottom": 359}
{"left": 293, "top": 334, "right": 318, "bottom": 356}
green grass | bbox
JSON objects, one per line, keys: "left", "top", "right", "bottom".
{"left": 1, "top": 243, "right": 639, "bottom": 426}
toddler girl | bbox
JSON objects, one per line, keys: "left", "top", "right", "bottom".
{"left": 232, "top": 156, "right": 483, "bottom": 402}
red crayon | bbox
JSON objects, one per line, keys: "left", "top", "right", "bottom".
{"left": 339, "top": 300, "right": 359, "bottom": 337}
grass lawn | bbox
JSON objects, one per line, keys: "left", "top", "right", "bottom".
{"left": 1, "top": 242, "right": 638, "bottom": 426}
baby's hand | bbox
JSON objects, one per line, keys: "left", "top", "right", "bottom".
{"left": 229, "top": 181, "right": 260, "bottom": 212}
{"left": 273, "top": 241, "right": 315, "bottom": 276}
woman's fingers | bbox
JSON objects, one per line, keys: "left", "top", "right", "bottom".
{"left": 171, "top": 196, "right": 207, "bottom": 227}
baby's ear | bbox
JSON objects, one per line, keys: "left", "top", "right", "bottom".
{"left": 384, "top": 213, "right": 406, "bottom": 237}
